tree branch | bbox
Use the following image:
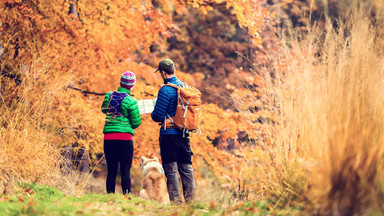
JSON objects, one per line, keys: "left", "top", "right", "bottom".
{"left": 144, "top": 91, "right": 155, "bottom": 97}
{"left": 66, "top": 86, "right": 106, "bottom": 96}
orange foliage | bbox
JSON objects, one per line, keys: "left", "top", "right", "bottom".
{"left": 181, "top": 0, "right": 270, "bottom": 46}
{"left": 0, "top": 0, "right": 272, "bottom": 193}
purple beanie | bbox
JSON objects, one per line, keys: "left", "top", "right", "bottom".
{"left": 120, "top": 71, "right": 136, "bottom": 89}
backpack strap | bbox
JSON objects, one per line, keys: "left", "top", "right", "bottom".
{"left": 161, "top": 82, "right": 188, "bottom": 89}
{"left": 108, "top": 91, "right": 128, "bottom": 117}
{"left": 163, "top": 113, "right": 175, "bottom": 130}
{"left": 162, "top": 83, "right": 188, "bottom": 108}
{"left": 161, "top": 82, "right": 189, "bottom": 130}
{"left": 161, "top": 83, "right": 179, "bottom": 89}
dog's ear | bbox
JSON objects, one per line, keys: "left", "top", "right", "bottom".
{"left": 154, "top": 157, "right": 159, "bottom": 162}
{"left": 141, "top": 156, "right": 146, "bottom": 164}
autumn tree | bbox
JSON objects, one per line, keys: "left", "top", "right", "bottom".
{"left": 0, "top": 0, "right": 273, "bottom": 194}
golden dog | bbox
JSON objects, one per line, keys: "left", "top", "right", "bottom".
{"left": 139, "top": 156, "right": 170, "bottom": 204}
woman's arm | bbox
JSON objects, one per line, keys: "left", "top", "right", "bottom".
{"left": 101, "top": 92, "right": 112, "bottom": 114}
{"left": 122, "top": 97, "right": 141, "bottom": 129}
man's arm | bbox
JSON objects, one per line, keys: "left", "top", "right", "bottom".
{"left": 151, "top": 87, "right": 171, "bottom": 122}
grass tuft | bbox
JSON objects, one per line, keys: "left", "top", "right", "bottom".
{"left": 237, "top": 3, "right": 384, "bottom": 215}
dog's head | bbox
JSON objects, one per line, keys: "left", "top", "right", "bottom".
{"left": 140, "top": 156, "right": 160, "bottom": 170}
{"left": 140, "top": 156, "right": 165, "bottom": 177}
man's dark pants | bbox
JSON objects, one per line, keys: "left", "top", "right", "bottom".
{"left": 160, "top": 133, "right": 196, "bottom": 203}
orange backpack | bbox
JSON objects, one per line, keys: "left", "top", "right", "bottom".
{"left": 162, "top": 83, "right": 202, "bottom": 134}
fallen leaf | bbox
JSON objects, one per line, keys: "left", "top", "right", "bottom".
{"left": 123, "top": 194, "right": 132, "bottom": 200}
{"left": 83, "top": 202, "right": 91, "bottom": 207}
{"left": 0, "top": 196, "right": 9, "bottom": 202}
{"left": 28, "top": 200, "right": 37, "bottom": 206}
{"left": 209, "top": 200, "right": 215, "bottom": 210}
{"left": 25, "top": 188, "right": 35, "bottom": 195}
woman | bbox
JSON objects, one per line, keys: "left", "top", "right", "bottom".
{"left": 101, "top": 71, "right": 141, "bottom": 194}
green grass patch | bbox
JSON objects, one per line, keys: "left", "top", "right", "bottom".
{"left": 0, "top": 183, "right": 303, "bottom": 216}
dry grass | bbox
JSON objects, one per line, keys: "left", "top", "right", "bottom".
{"left": 0, "top": 54, "right": 81, "bottom": 194}
{"left": 238, "top": 2, "right": 384, "bottom": 215}
{"left": 305, "top": 14, "right": 384, "bottom": 215}
{"left": 193, "top": 167, "right": 237, "bottom": 207}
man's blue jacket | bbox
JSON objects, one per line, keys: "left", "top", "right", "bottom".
{"left": 151, "top": 76, "right": 185, "bottom": 135}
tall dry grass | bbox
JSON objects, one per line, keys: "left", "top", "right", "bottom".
{"left": 239, "top": 3, "right": 384, "bottom": 215}
{"left": 0, "top": 54, "right": 76, "bottom": 193}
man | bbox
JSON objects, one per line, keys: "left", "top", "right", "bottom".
{"left": 151, "top": 58, "right": 196, "bottom": 204}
